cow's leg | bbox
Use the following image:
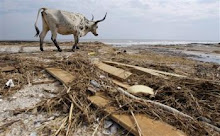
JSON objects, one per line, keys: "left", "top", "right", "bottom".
{"left": 39, "top": 29, "right": 48, "bottom": 51}
{"left": 72, "top": 35, "right": 79, "bottom": 51}
{"left": 51, "top": 31, "right": 62, "bottom": 52}
{"left": 39, "top": 12, "right": 49, "bottom": 51}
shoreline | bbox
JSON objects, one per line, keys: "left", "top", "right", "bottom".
{"left": 0, "top": 41, "right": 219, "bottom": 64}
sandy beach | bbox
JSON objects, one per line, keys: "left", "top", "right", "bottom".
{"left": 0, "top": 41, "right": 219, "bottom": 136}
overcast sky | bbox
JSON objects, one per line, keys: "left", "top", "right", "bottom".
{"left": 0, "top": 0, "right": 219, "bottom": 41}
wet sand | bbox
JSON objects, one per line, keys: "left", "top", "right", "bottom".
{"left": 121, "top": 43, "right": 220, "bottom": 64}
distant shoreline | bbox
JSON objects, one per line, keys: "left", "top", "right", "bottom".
{"left": 0, "top": 40, "right": 219, "bottom": 46}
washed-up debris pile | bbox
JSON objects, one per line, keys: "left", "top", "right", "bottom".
{"left": 0, "top": 42, "right": 219, "bottom": 136}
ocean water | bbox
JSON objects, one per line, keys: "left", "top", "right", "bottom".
{"left": 16, "top": 39, "right": 218, "bottom": 46}
{"left": 77, "top": 39, "right": 219, "bottom": 46}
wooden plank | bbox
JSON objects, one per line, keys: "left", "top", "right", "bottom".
{"left": 104, "top": 61, "right": 167, "bottom": 78}
{"left": 94, "top": 61, "right": 132, "bottom": 80}
{"left": 104, "top": 61, "right": 187, "bottom": 78}
{"left": 1, "top": 66, "right": 16, "bottom": 72}
{"left": 112, "top": 79, "right": 130, "bottom": 89}
{"left": 88, "top": 94, "right": 186, "bottom": 136}
{"left": 45, "top": 68, "right": 75, "bottom": 86}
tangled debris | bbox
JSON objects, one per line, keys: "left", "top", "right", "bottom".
{"left": 0, "top": 41, "right": 219, "bottom": 136}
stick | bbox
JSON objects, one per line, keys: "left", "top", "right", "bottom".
{"left": 66, "top": 103, "right": 73, "bottom": 136}
{"left": 130, "top": 110, "right": 142, "bottom": 136}
{"left": 54, "top": 117, "right": 68, "bottom": 136}
{"left": 67, "top": 87, "right": 71, "bottom": 93}
{"left": 92, "top": 124, "right": 99, "bottom": 136}
{"left": 0, "top": 119, "right": 20, "bottom": 130}
{"left": 68, "top": 94, "right": 84, "bottom": 111}
{"left": 32, "top": 80, "right": 55, "bottom": 85}
{"left": 203, "top": 122, "right": 220, "bottom": 132}
{"left": 27, "top": 72, "right": 32, "bottom": 86}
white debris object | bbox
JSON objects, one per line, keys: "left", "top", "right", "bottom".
{"left": 127, "top": 85, "right": 154, "bottom": 95}
{"left": 110, "top": 123, "right": 118, "bottom": 134}
{"left": 90, "top": 80, "right": 100, "bottom": 88}
{"left": 104, "top": 120, "right": 113, "bottom": 128}
{"left": 30, "top": 132, "right": 37, "bottom": 136}
{"left": 99, "top": 75, "right": 106, "bottom": 79}
{"left": 177, "top": 86, "right": 181, "bottom": 90}
{"left": 102, "top": 129, "right": 111, "bottom": 135}
{"left": 5, "top": 79, "right": 15, "bottom": 87}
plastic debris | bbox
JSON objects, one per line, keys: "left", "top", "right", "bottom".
{"left": 110, "top": 123, "right": 118, "bottom": 134}
{"left": 30, "top": 132, "right": 37, "bottom": 136}
{"left": 177, "top": 86, "right": 181, "bottom": 90}
{"left": 127, "top": 85, "right": 154, "bottom": 95}
{"left": 104, "top": 120, "right": 113, "bottom": 129}
{"left": 5, "top": 79, "right": 15, "bottom": 87}
{"left": 88, "top": 52, "right": 96, "bottom": 56}
{"left": 102, "top": 129, "right": 111, "bottom": 135}
{"left": 90, "top": 80, "right": 100, "bottom": 88}
{"left": 99, "top": 75, "right": 106, "bottom": 79}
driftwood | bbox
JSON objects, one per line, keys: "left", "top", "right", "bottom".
{"left": 104, "top": 61, "right": 187, "bottom": 78}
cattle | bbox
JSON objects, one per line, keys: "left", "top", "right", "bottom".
{"left": 34, "top": 8, "right": 107, "bottom": 52}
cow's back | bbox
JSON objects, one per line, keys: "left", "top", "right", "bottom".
{"left": 44, "top": 9, "right": 85, "bottom": 26}
{"left": 43, "top": 9, "right": 88, "bottom": 35}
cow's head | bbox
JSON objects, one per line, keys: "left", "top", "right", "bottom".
{"left": 89, "top": 13, "right": 107, "bottom": 36}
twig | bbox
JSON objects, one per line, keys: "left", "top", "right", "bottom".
{"left": 32, "top": 80, "right": 56, "bottom": 85}
{"left": 66, "top": 103, "right": 74, "bottom": 136}
{"left": 68, "top": 94, "right": 83, "bottom": 111}
{"left": 203, "top": 122, "right": 220, "bottom": 132}
{"left": 92, "top": 124, "right": 99, "bottom": 136}
{"left": 0, "top": 119, "right": 20, "bottom": 130}
{"left": 54, "top": 116, "right": 68, "bottom": 136}
{"left": 27, "top": 72, "right": 31, "bottom": 86}
{"left": 130, "top": 110, "right": 142, "bottom": 136}
{"left": 67, "top": 87, "right": 71, "bottom": 93}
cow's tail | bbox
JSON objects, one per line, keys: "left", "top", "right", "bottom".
{"left": 34, "top": 8, "right": 47, "bottom": 37}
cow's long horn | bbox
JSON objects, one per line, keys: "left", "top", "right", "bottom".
{"left": 91, "top": 14, "right": 94, "bottom": 21}
{"left": 95, "top": 12, "right": 107, "bottom": 24}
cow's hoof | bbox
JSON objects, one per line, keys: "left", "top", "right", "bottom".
{"left": 58, "top": 49, "right": 62, "bottom": 52}
{"left": 76, "top": 46, "right": 80, "bottom": 49}
{"left": 71, "top": 49, "right": 75, "bottom": 52}
{"left": 40, "top": 48, "right": 44, "bottom": 51}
